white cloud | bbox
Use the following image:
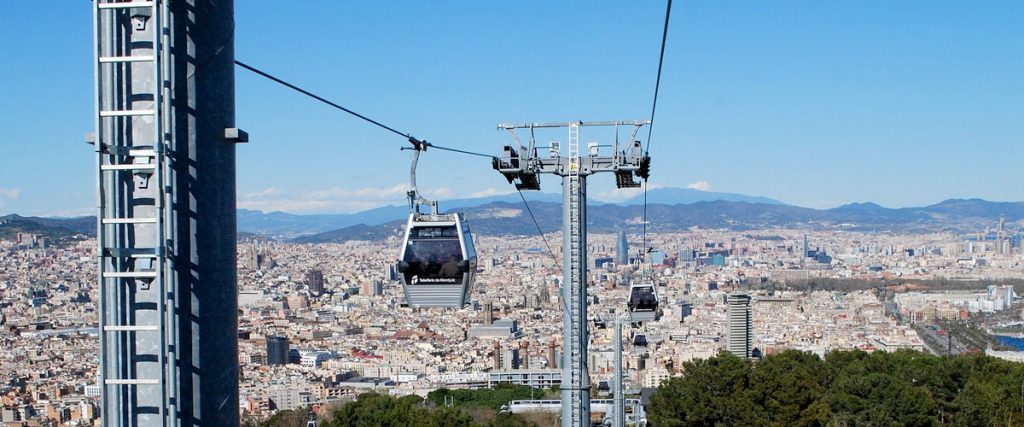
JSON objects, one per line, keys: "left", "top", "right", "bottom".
{"left": 427, "top": 187, "right": 454, "bottom": 200}
{"left": 470, "top": 187, "right": 515, "bottom": 198}
{"left": 474, "top": 207, "right": 523, "bottom": 219}
{"left": 0, "top": 188, "right": 21, "bottom": 200}
{"left": 238, "top": 184, "right": 458, "bottom": 214}
{"left": 31, "top": 207, "right": 95, "bottom": 218}
{"left": 795, "top": 199, "right": 846, "bottom": 209}
{"left": 686, "top": 181, "right": 711, "bottom": 191}
{"left": 594, "top": 183, "right": 665, "bottom": 203}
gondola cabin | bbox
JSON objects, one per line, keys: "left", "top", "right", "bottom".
{"left": 627, "top": 280, "right": 659, "bottom": 322}
{"left": 397, "top": 212, "right": 476, "bottom": 308}
{"left": 632, "top": 332, "right": 648, "bottom": 347}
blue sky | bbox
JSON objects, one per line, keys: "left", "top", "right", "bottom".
{"left": 1, "top": 1, "right": 1022, "bottom": 216}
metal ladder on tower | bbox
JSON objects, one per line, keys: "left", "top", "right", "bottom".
{"left": 566, "top": 122, "right": 582, "bottom": 425}
{"left": 92, "top": 0, "right": 174, "bottom": 425}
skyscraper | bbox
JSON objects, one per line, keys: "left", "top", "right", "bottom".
{"left": 727, "top": 294, "right": 752, "bottom": 359}
{"left": 998, "top": 215, "right": 1007, "bottom": 255}
{"left": 482, "top": 302, "right": 494, "bottom": 325}
{"left": 493, "top": 341, "right": 502, "bottom": 370}
{"left": 616, "top": 230, "right": 629, "bottom": 265}
{"left": 547, "top": 338, "right": 558, "bottom": 369}
{"left": 306, "top": 268, "right": 325, "bottom": 296}
{"left": 502, "top": 348, "right": 521, "bottom": 370}
{"left": 266, "top": 336, "right": 290, "bottom": 366}
{"left": 538, "top": 281, "right": 551, "bottom": 305}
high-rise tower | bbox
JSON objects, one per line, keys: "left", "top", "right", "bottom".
{"left": 266, "top": 336, "right": 290, "bottom": 366}
{"left": 547, "top": 338, "right": 558, "bottom": 369}
{"left": 727, "top": 294, "right": 752, "bottom": 359}
{"left": 998, "top": 215, "right": 1007, "bottom": 255}
{"left": 482, "top": 301, "right": 494, "bottom": 325}
{"left": 306, "top": 269, "right": 325, "bottom": 296}
{"left": 493, "top": 341, "right": 502, "bottom": 371}
{"left": 616, "top": 230, "right": 629, "bottom": 266}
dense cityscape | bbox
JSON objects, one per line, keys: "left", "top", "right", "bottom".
{"left": 3, "top": 222, "right": 1023, "bottom": 425}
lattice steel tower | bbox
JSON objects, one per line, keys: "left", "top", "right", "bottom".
{"left": 91, "top": 1, "right": 242, "bottom": 425}
{"left": 494, "top": 121, "right": 650, "bottom": 426}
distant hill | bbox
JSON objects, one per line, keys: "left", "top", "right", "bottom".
{"left": 290, "top": 222, "right": 406, "bottom": 244}
{"left": 238, "top": 192, "right": 564, "bottom": 236}
{"left": 240, "top": 187, "right": 781, "bottom": 236}
{"left": 7, "top": 197, "right": 1022, "bottom": 244}
{"left": 0, "top": 214, "right": 92, "bottom": 242}
{"left": 290, "top": 198, "right": 1024, "bottom": 243}
{"left": 617, "top": 187, "right": 783, "bottom": 206}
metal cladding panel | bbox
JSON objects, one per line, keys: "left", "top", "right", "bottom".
{"left": 404, "top": 284, "right": 468, "bottom": 308}
{"left": 456, "top": 214, "right": 478, "bottom": 269}
{"left": 168, "top": 1, "right": 239, "bottom": 425}
{"left": 629, "top": 310, "right": 658, "bottom": 323}
{"left": 398, "top": 214, "right": 415, "bottom": 260}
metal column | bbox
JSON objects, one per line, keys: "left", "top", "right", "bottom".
{"left": 561, "top": 169, "right": 590, "bottom": 425}
{"left": 93, "top": 1, "right": 172, "bottom": 425}
{"left": 92, "top": 1, "right": 240, "bottom": 425}
{"left": 613, "top": 317, "right": 624, "bottom": 427}
{"left": 493, "top": 120, "right": 651, "bottom": 426}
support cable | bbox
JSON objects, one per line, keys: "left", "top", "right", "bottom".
{"left": 236, "top": 60, "right": 497, "bottom": 159}
{"left": 517, "top": 189, "right": 560, "bottom": 268}
{"left": 236, "top": 59, "right": 569, "bottom": 272}
{"left": 645, "top": 0, "right": 673, "bottom": 154}
{"left": 236, "top": 59, "right": 573, "bottom": 264}
{"left": 235, "top": 60, "right": 408, "bottom": 139}
{"left": 427, "top": 144, "right": 495, "bottom": 159}
{"left": 642, "top": 0, "right": 673, "bottom": 257}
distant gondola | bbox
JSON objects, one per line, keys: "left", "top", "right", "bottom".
{"left": 396, "top": 140, "right": 477, "bottom": 308}
{"left": 632, "top": 332, "right": 648, "bottom": 347}
{"left": 627, "top": 280, "right": 659, "bottom": 322}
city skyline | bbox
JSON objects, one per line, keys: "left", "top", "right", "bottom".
{"left": 2, "top": 1, "right": 1024, "bottom": 216}
{"left": 5, "top": 225, "right": 1024, "bottom": 424}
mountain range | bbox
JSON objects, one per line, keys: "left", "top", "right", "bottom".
{"left": 289, "top": 198, "right": 1023, "bottom": 243}
{"left": 4, "top": 188, "right": 1021, "bottom": 244}
{"left": 239, "top": 187, "right": 782, "bottom": 236}
{"left": 0, "top": 214, "right": 93, "bottom": 242}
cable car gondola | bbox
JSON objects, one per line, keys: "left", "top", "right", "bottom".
{"left": 632, "top": 332, "right": 648, "bottom": 347}
{"left": 627, "top": 279, "right": 659, "bottom": 322}
{"left": 396, "top": 141, "right": 476, "bottom": 308}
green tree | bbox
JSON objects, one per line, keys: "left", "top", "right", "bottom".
{"left": 323, "top": 392, "right": 471, "bottom": 427}
{"left": 433, "top": 406, "right": 475, "bottom": 427}
{"left": 648, "top": 353, "right": 755, "bottom": 426}
{"left": 260, "top": 409, "right": 310, "bottom": 427}
{"left": 745, "top": 350, "right": 827, "bottom": 426}
{"left": 427, "top": 384, "right": 539, "bottom": 411}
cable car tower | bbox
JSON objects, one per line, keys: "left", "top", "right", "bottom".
{"left": 493, "top": 120, "right": 650, "bottom": 427}
{"left": 91, "top": 1, "right": 241, "bottom": 425}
